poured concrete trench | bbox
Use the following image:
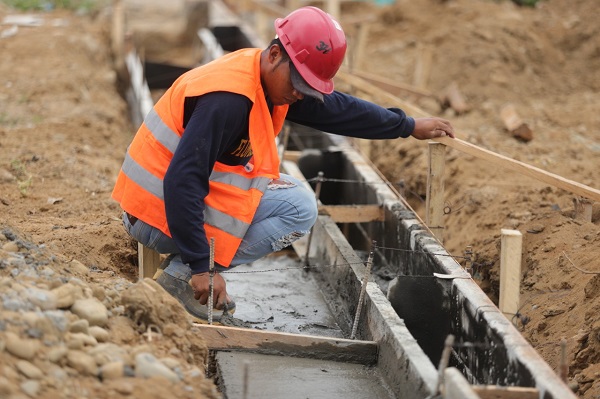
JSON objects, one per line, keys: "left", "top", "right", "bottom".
{"left": 122, "top": 1, "right": 579, "bottom": 398}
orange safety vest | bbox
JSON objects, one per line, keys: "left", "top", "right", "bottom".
{"left": 112, "top": 49, "right": 289, "bottom": 266}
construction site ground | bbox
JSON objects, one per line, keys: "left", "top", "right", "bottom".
{"left": 0, "top": 0, "right": 599, "bottom": 398}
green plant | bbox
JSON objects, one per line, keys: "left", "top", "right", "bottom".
{"left": 511, "top": 0, "right": 542, "bottom": 6}
{"left": 1, "top": 0, "right": 107, "bottom": 12}
{"left": 10, "top": 159, "right": 33, "bottom": 196}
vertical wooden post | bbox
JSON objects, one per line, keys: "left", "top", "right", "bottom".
{"left": 138, "top": 243, "right": 161, "bottom": 280}
{"left": 325, "top": 0, "right": 341, "bottom": 21}
{"left": 413, "top": 44, "right": 433, "bottom": 90}
{"left": 499, "top": 229, "right": 522, "bottom": 319}
{"left": 353, "top": 21, "right": 371, "bottom": 71}
{"left": 573, "top": 196, "right": 593, "bottom": 222}
{"left": 426, "top": 142, "right": 446, "bottom": 243}
{"left": 285, "top": 0, "right": 302, "bottom": 11}
{"left": 257, "top": 11, "right": 270, "bottom": 45}
{"left": 111, "top": 0, "right": 125, "bottom": 75}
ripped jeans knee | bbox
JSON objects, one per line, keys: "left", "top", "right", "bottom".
{"left": 271, "top": 230, "right": 311, "bottom": 252}
{"left": 229, "top": 173, "right": 317, "bottom": 266}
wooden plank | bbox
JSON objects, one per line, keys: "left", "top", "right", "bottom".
{"left": 499, "top": 229, "right": 522, "bottom": 319}
{"left": 444, "top": 367, "right": 480, "bottom": 399}
{"left": 433, "top": 136, "right": 600, "bottom": 202}
{"left": 500, "top": 103, "right": 533, "bottom": 142}
{"left": 473, "top": 385, "right": 539, "bottom": 399}
{"left": 194, "top": 324, "right": 379, "bottom": 365}
{"left": 426, "top": 142, "right": 446, "bottom": 244}
{"left": 319, "top": 204, "right": 384, "bottom": 223}
{"left": 138, "top": 243, "right": 161, "bottom": 280}
{"left": 413, "top": 44, "right": 433, "bottom": 90}
{"left": 334, "top": 70, "right": 600, "bottom": 203}
{"left": 339, "top": 67, "right": 434, "bottom": 98}
{"left": 443, "top": 81, "right": 470, "bottom": 114}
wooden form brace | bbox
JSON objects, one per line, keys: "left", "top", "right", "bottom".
{"left": 194, "top": 324, "right": 379, "bottom": 365}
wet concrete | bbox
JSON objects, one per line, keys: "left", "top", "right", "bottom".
{"left": 220, "top": 253, "right": 345, "bottom": 338}
{"left": 213, "top": 254, "right": 399, "bottom": 399}
{"left": 216, "top": 352, "right": 395, "bottom": 399}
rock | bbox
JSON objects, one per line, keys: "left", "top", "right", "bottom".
{"left": 68, "top": 319, "right": 89, "bottom": 334}
{"left": 66, "top": 350, "right": 98, "bottom": 376}
{"left": 52, "top": 283, "right": 84, "bottom": 309}
{"left": 100, "top": 361, "right": 125, "bottom": 380}
{"left": 1, "top": 241, "right": 19, "bottom": 253}
{"left": 88, "top": 343, "right": 130, "bottom": 366}
{"left": 4, "top": 332, "right": 40, "bottom": 360}
{"left": 0, "top": 168, "right": 15, "bottom": 182}
{"left": 0, "top": 376, "right": 15, "bottom": 397}
{"left": 111, "top": 380, "right": 134, "bottom": 395}
{"left": 20, "top": 379, "right": 41, "bottom": 397}
{"left": 47, "top": 346, "right": 68, "bottom": 363}
{"left": 91, "top": 286, "right": 106, "bottom": 301}
{"left": 70, "top": 298, "right": 108, "bottom": 327}
{"left": 15, "top": 360, "right": 44, "bottom": 379}
{"left": 23, "top": 288, "right": 57, "bottom": 311}
{"left": 68, "top": 260, "right": 89, "bottom": 275}
{"left": 134, "top": 352, "right": 180, "bottom": 382}
{"left": 88, "top": 326, "right": 109, "bottom": 342}
{"left": 67, "top": 332, "right": 97, "bottom": 347}
{"left": 160, "top": 357, "right": 181, "bottom": 370}
{"left": 585, "top": 275, "right": 600, "bottom": 299}
{"left": 43, "top": 310, "right": 69, "bottom": 333}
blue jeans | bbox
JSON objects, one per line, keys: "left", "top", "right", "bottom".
{"left": 122, "top": 174, "right": 317, "bottom": 281}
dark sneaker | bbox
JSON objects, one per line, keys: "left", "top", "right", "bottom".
{"left": 156, "top": 271, "right": 236, "bottom": 322}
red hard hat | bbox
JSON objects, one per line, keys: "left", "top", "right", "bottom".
{"left": 275, "top": 7, "right": 347, "bottom": 94}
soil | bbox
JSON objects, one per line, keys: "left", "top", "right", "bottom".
{"left": 0, "top": 0, "right": 599, "bottom": 398}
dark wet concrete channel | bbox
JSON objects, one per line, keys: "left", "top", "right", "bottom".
{"left": 212, "top": 255, "right": 395, "bottom": 399}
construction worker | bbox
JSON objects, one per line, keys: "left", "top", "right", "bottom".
{"left": 112, "top": 6, "right": 454, "bottom": 321}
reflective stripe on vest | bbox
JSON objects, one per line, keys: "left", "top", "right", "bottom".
{"left": 121, "top": 141, "right": 272, "bottom": 239}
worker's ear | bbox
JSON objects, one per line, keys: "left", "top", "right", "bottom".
{"left": 268, "top": 44, "right": 283, "bottom": 64}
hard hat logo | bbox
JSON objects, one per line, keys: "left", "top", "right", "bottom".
{"left": 316, "top": 41, "right": 331, "bottom": 54}
{"left": 274, "top": 6, "right": 347, "bottom": 95}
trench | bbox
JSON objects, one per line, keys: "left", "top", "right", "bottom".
{"left": 118, "top": 3, "right": 576, "bottom": 398}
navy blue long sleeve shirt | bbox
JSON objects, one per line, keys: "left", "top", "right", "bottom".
{"left": 164, "top": 90, "right": 415, "bottom": 274}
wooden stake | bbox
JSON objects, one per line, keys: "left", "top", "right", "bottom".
{"left": 499, "top": 229, "right": 522, "bottom": 319}
{"left": 500, "top": 104, "right": 533, "bottom": 142}
{"left": 138, "top": 243, "right": 161, "bottom": 280}
{"left": 325, "top": 0, "right": 341, "bottom": 21}
{"left": 473, "top": 385, "right": 539, "bottom": 399}
{"left": 352, "top": 21, "right": 371, "bottom": 71}
{"left": 426, "top": 142, "right": 446, "bottom": 244}
{"left": 413, "top": 44, "right": 433, "bottom": 90}
{"left": 443, "top": 81, "right": 470, "bottom": 114}
{"left": 573, "top": 196, "right": 593, "bottom": 222}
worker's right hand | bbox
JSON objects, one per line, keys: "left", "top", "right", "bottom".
{"left": 191, "top": 272, "right": 231, "bottom": 310}
{"left": 412, "top": 117, "right": 455, "bottom": 140}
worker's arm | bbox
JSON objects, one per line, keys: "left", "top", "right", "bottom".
{"left": 287, "top": 91, "right": 453, "bottom": 139}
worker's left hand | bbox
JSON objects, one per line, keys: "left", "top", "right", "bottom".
{"left": 191, "top": 271, "right": 231, "bottom": 310}
{"left": 411, "top": 117, "right": 455, "bottom": 140}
